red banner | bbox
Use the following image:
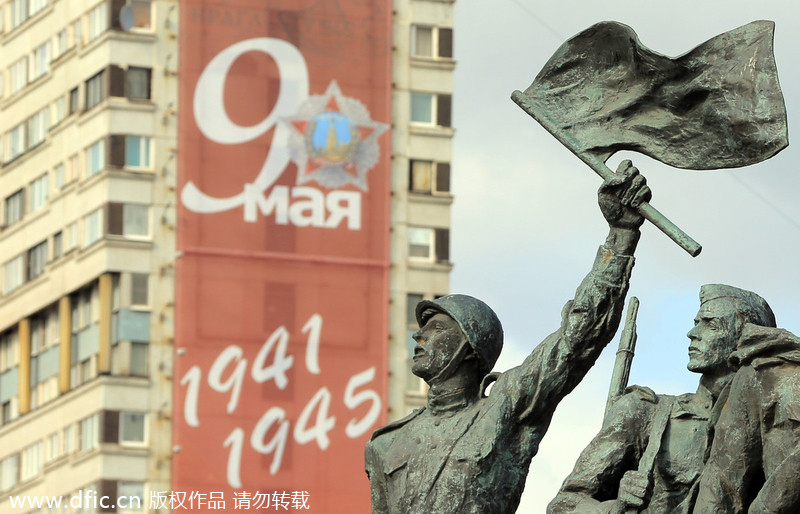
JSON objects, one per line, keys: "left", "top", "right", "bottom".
{"left": 175, "top": 1, "right": 391, "bottom": 511}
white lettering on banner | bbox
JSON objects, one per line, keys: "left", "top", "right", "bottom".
{"left": 208, "top": 346, "right": 247, "bottom": 414}
{"left": 179, "top": 314, "right": 382, "bottom": 487}
{"left": 242, "top": 185, "right": 361, "bottom": 229}
{"left": 181, "top": 38, "right": 364, "bottom": 228}
{"left": 251, "top": 325, "right": 294, "bottom": 389}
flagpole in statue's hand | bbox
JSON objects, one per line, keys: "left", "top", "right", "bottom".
{"left": 511, "top": 92, "right": 702, "bottom": 257}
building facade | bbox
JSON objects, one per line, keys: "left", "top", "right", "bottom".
{"left": 389, "top": 0, "right": 454, "bottom": 417}
{"left": 0, "top": 0, "right": 453, "bottom": 511}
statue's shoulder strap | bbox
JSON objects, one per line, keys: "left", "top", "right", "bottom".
{"left": 369, "top": 406, "right": 425, "bottom": 441}
{"left": 623, "top": 384, "right": 658, "bottom": 404}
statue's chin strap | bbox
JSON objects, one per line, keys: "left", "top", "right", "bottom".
{"left": 480, "top": 372, "right": 501, "bottom": 398}
{"left": 428, "top": 339, "right": 475, "bottom": 388}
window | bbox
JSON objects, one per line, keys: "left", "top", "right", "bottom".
{"left": 125, "top": 67, "right": 151, "bottom": 99}
{"left": 408, "top": 226, "right": 449, "bottom": 263}
{"left": 32, "top": 42, "right": 49, "bottom": 80}
{"left": 20, "top": 442, "right": 42, "bottom": 481}
{"left": 108, "top": 66, "right": 151, "bottom": 101}
{"left": 108, "top": 203, "right": 150, "bottom": 239}
{"left": 27, "top": 108, "right": 50, "bottom": 148}
{"left": 85, "top": 70, "right": 106, "bottom": 110}
{"left": 1, "top": 399, "right": 18, "bottom": 426}
{"left": 411, "top": 25, "right": 453, "bottom": 59}
{"left": 410, "top": 92, "right": 452, "bottom": 127}
{"left": 408, "top": 227, "right": 434, "bottom": 260}
{"left": 28, "top": 308, "right": 59, "bottom": 411}
{"left": 0, "top": 330, "right": 19, "bottom": 372}
{"left": 54, "top": 163, "right": 66, "bottom": 190}
{"left": 52, "top": 231, "right": 63, "bottom": 259}
{"left": 10, "top": 0, "right": 27, "bottom": 29}
{"left": 0, "top": 454, "right": 18, "bottom": 492}
{"left": 131, "top": 0, "right": 151, "bottom": 29}
{"left": 30, "top": 173, "right": 49, "bottom": 212}
{"left": 69, "top": 87, "right": 79, "bottom": 114}
{"left": 4, "top": 255, "right": 24, "bottom": 294}
{"left": 71, "top": 285, "right": 99, "bottom": 387}
{"left": 410, "top": 93, "right": 433, "bottom": 124}
{"left": 5, "top": 189, "right": 25, "bottom": 226}
{"left": 54, "top": 28, "right": 68, "bottom": 59}
{"left": 407, "top": 294, "right": 423, "bottom": 326}
{"left": 130, "top": 342, "right": 148, "bottom": 376}
{"left": 26, "top": 241, "right": 48, "bottom": 281}
{"left": 118, "top": 481, "right": 144, "bottom": 512}
{"left": 29, "top": 0, "right": 48, "bottom": 17}
{"left": 25, "top": 241, "right": 47, "bottom": 280}
{"left": 9, "top": 57, "right": 28, "bottom": 94}
{"left": 109, "top": 135, "right": 153, "bottom": 169}
{"left": 131, "top": 273, "right": 149, "bottom": 305}
{"left": 46, "top": 305, "right": 60, "bottom": 345}
{"left": 87, "top": 2, "right": 108, "bottom": 41}
{"left": 412, "top": 26, "right": 433, "bottom": 57}
{"left": 409, "top": 160, "right": 451, "bottom": 195}
{"left": 79, "top": 414, "right": 99, "bottom": 452}
{"left": 46, "top": 432, "right": 60, "bottom": 462}
{"left": 125, "top": 136, "right": 151, "bottom": 168}
{"left": 64, "top": 425, "right": 74, "bottom": 454}
{"left": 84, "top": 208, "right": 103, "bottom": 246}
{"left": 72, "top": 18, "right": 83, "bottom": 47}
{"left": 65, "top": 222, "right": 78, "bottom": 252}
{"left": 8, "top": 123, "right": 26, "bottom": 160}
{"left": 120, "top": 412, "right": 146, "bottom": 444}
{"left": 86, "top": 139, "right": 105, "bottom": 177}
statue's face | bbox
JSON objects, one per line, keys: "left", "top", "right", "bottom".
{"left": 686, "top": 298, "right": 738, "bottom": 374}
{"left": 411, "top": 313, "right": 467, "bottom": 382}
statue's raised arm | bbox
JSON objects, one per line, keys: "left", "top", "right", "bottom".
{"left": 364, "top": 162, "right": 649, "bottom": 514}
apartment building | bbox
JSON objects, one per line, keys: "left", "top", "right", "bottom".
{"left": 0, "top": 0, "right": 453, "bottom": 511}
{"left": 0, "top": 0, "right": 176, "bottom": 510}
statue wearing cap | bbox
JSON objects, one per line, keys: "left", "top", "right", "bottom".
{"left": 695, "top": 323, "right": 800, "bottom": 513}
{"left": 365, "top": 162, "right": 651, "bottom": 513}
{"left": 548, "top": 284, "right": 777, "bottom": 514}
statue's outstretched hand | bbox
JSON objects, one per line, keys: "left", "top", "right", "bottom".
{"left": 598, "top": 160, "right": 651, "bottom": 230}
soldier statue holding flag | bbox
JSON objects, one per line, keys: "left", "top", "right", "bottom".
{"left": 366, "top": 162, "right": 650, "bottom": 513}
{"left": 365, "top": 18, "right": 788, "bottom": 514}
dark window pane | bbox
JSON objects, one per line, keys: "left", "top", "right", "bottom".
{"left": 435, "top": 228, "right": 450, "bottom": 263}
{"left": 436, "top": 162, "right": 450, "bottom": 193}
{"left": 437, "top": 94, "right": 452, "bottom": 127}
{"left": 125, "top": 67, "right": 151, "bottom": 99}
{"left": 438, "top": 28, "right": 453, "bottom": 58}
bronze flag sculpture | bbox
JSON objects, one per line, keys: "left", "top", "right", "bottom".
{"left": 513, "top": 20, "right": 788, "bottom": 256}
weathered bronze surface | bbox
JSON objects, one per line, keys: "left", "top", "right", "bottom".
{"left": 548, "top": 286, "right": 776, "bottom": 513}
{"left": 365, "top": 164, "right": 649, "bottom": 513}
{"left": 365, "top": 19, "right": 792, "bottom": 513}
{"left": 694, "top": 324, "right": 800, "bottom": 513}
{"left": 512, "top": 20, "right": 788, "bottom": 257}
{"left": 515, "top": 20, "right": 787, "bottom": 170}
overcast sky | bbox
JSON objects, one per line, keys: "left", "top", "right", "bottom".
{"left": 450, "top": 1, "right": 800, "bottom": 511}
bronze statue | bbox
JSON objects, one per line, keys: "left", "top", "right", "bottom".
{"left": 548, "top": 285, "right": 776, "bottom": 513}
{"left": 364, "top": 162, "right": 649, "bottom": 513}
{"left": 694, "top": 324, "right": 800, "bottom": 513}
